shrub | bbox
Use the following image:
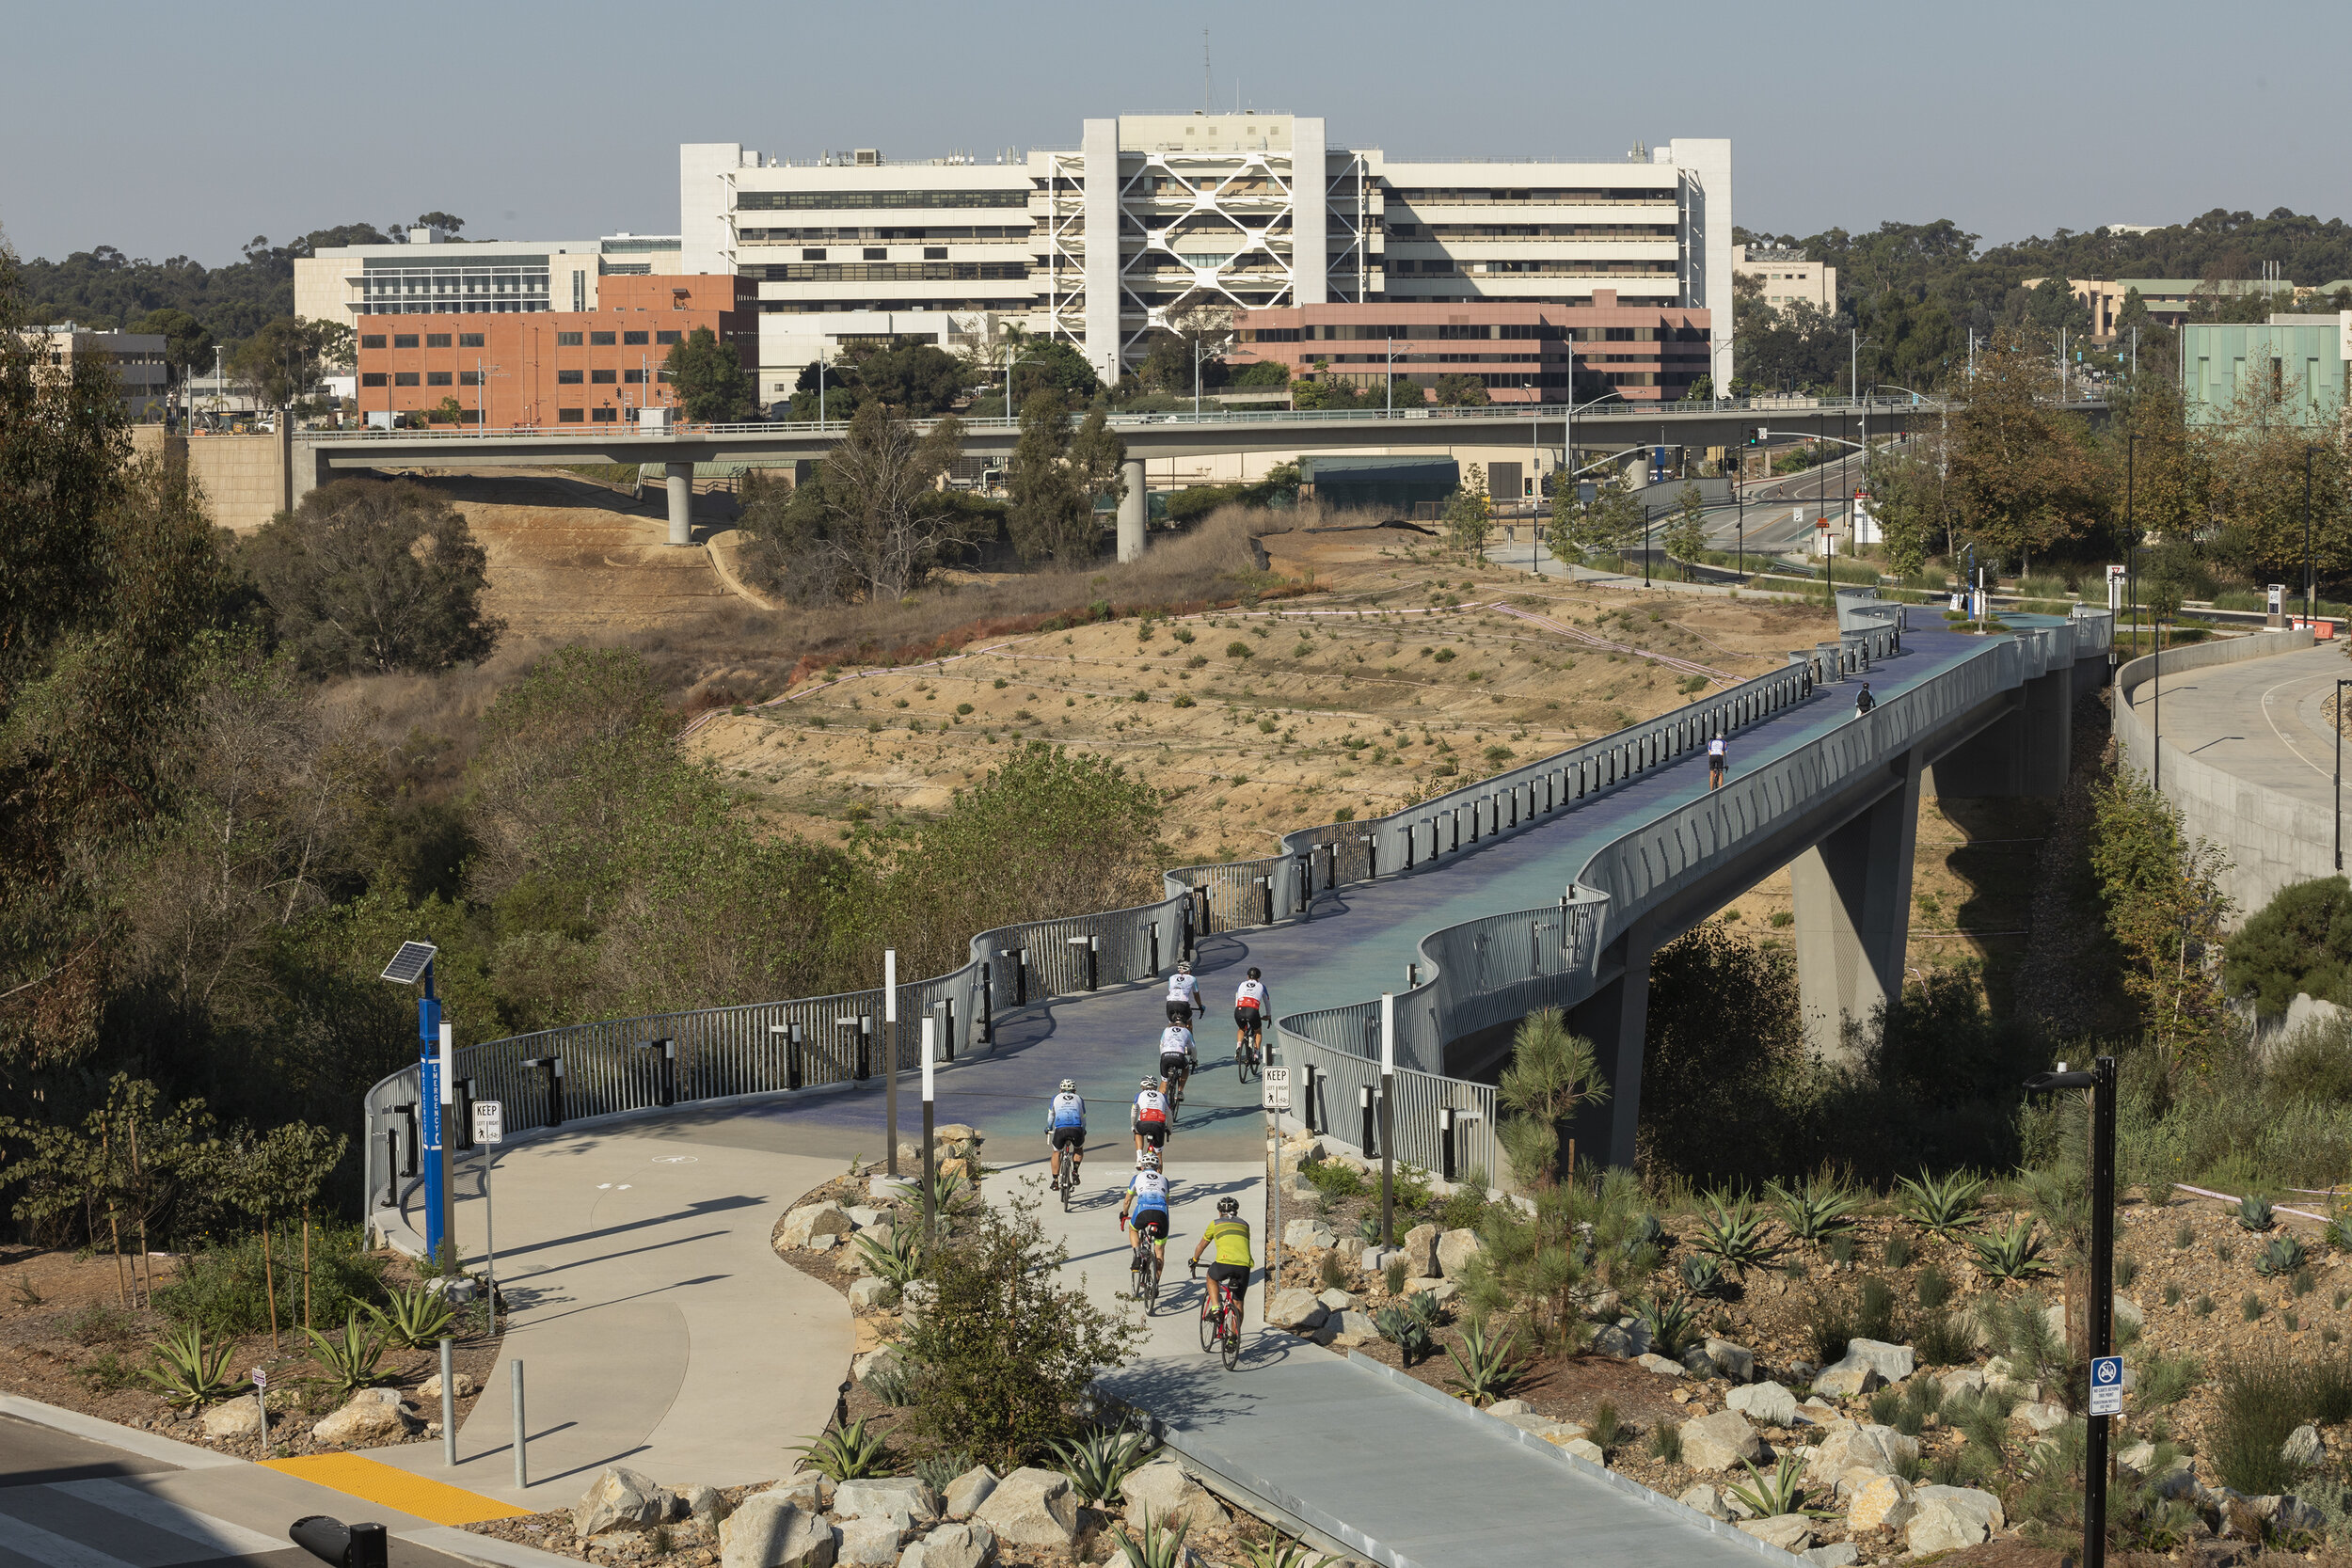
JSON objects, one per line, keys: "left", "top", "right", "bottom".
{"left": 1915, "top": 1265, "right": 1953, "bottom": 1309}
{"left": 304, "top": 1312, "right": 389, "bottom": 1396}
{"left": 1051, "top": 1425, "right": 1149, "bottom": 1506}
{"left": 154, "top": 1225, "right": 387, "bottom": 1338}
{"left": 1384, "top": 1257, "right": 1407, "bottom": 1295}
{"left": 2137, "top": 1352, "right": 2201, "bottom": 1407}
{"left": 366, "top": 1286, "right": 454, "bottom": 1349}
{"left": 1319, "top": 1253, "right": 1346, "bottom": 1291}
{"left": 1883, "top": 1233, "right": 1914, "bottom": 1268}
{"left": 794, "top": 1417, "right": 892, "bottom": 1482}
{"left": 1650, "top": 1419, "right": 1683, "bottom": 1464}
{"left": 140, "top": 1325, "right": 246, "bottom": 1409}
{"left": 1442, "top": 1322, "right": 1529, "bottom": 1405}
{"left": 2222, "top": 876, "right": 2352, "bottom": 1015}
{"left": 2211, "top": 1353, "right": 2304, "bottom": 1495}
{"left": 1588, "top": 1398, "right": 1624, "bottom": 1449}
{"left": 1303, "top": 1160, "right": 1370, "bottom": 1201}
{"left": 1225, "top": 641, "right": 1253, "bottom": 659}
{"left": 1911, "top": 1310, "right": 1973, "bottom": 1368}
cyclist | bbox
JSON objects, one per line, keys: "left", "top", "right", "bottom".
{"left": 1164, "top": 959, "right": 1202, "bottom": 1025}
{"left": 1707, "top": 733, "right": 1727, "bottom": 792}
{"left": 1159, "top": 1021, "right": 1194, "bottom": 1107}
{"left": 1120, "top": 1150, "right": 1171, "bottom": 1272}
{"left": 1044, "top": 1078, "right": 1087, "bottom": 1188}
{"left": 1189, "top": 1194, "right": 1253, "bottom": 1327}
{"left": 1133, "top": 1075, "right": 1172, "bottom": 1155}
{"left": 1232, "top": 968, "right": 1271, "bottom": 1062}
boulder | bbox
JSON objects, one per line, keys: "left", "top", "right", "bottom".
{"left": 1681, "top": 1345, "right": 1719, "bottom": 1376}
{"left": 417, "top": 1371, "right": 476, "bottom": 1404}
{"left": 1846, "top": 1474, "right": 1916, "bottom": 1533}
{"left": 1588, "top": 1324, "right": 1638, "bottom": 1360}
{"left": 1327, "top": 1309, "right": 1379, "bottom": 1345}
{"left": 1727, "top": 1382, "right": 1800, "bottom": 1427}
{"left": 720, "top": 1495, "right": 835, "bottom": 1568}
{"left": 1399, "top": 1223, "right": 1439, "bottom": 1276}
{"left": 1679, "top": 1483, "right": 1732, "bottom": 1521}
{"left": 2116, "top": 1440, "right": 2156, "bottom": 1474}
{"left": 846, "top": 1277, "right": 898, "bottom": 1311}
{"left": 1492, "top": 1406, "right": 1587, "bottom": 1444}
{"left": 1120, "top": 1459, "right": 1226, "bottom": 1533}
{"left": 1804, "top": 1545, "right": 1860, "bottom": 1568}
{"left": 1804, "top": 1425, "right": 1915, "bottom": 1487}
{"left": 1315, "top": 1288, "right": 1357, "bottom": 1312}
{"left": 1335, "top": 1237, "right": 1368, "bottom": 1265}
{"left": 943, "top": 1465, "right": 997, "bottom": 1520}
{"left": 1436, "top": 1228, "right": 1484, "bottom": 1277}
{"left": 1265, "top": 1288, "right": 1329, "bottom": 1333}
{"left": 1681, "top": 1409, "right": 1768, "bottom": 1473}
{"left": 589, "top": 1533, "right": 646, "bottom": 1556}
{"left": 843, "top": 1205, "right": 885, "bottom": 1230}
{"left": 1704, "top": 1338, "right": 1756, "bottom": 1384}
{"left": 771, "top": 1473, "right": 833, "bottom": 1513}
{"left": 1937, "top": 1369, "right": 1985, "bottom": 1402}
{"left": 2257, "top": 1494, "right": 2328, "bottom": 1535}
{"left": 201, "top": 1398, "right": 265, "bottom": 1439}
{"left": 1561, "top": 1438, "right": 1606, "bottom": 1464}
{"left": 1487, "top": 1399, "right": 1533, "bottom": 1417}
{"left": 833, "top": 1516, "right": 902, "bottom": 1567}
{"left": 2285, "top": 1423, "right": 2327, "bottom": 1468}
{"left": 1792, "top": 1400, "right": 1841, "bottom": 1426}
{"left": 1283, "top": 1218, "right": 1336, "bottom": 1250}
{"left": 1904, "top": 1486, "right": 2004, "bottom": 1554}
{"left": 575, "top": 1468, "right": 675, "bottom": 1538}
{"left": 1811, "top": 1354, "right": 1883, "bottom": 1400}
{"left": 2011, "top": 1401, "right": 2070, "bottom": 1433}
{"left": 681, "top": 1486, "right": 731, "bottom": 1531}
{"left": 972, "top": 1467, "right": 1077, "bottom": 1548}
{"left": 779, "top": 1202, "right": 854, "bottom": 1250}
{"left": 1403, "top": 1277, "right": 1456, "bottom": 1306}
{"left": 853, "top": 1345, "right": 905, "bottom": 1386}
{"left": 807, "top": 1235, "right": 839, "bottom": 1254}
{"left": 1844, "top": 1339, "right": 1915, "bottom": 1384}
{"left": 312, "top": 1387, "right": 418, "bottom": 1448}
{"left": 2113, "top": 1294, "right": 2145, "bottom": 1333}
{"left": 834, "top": 1479, "right": 940, "bottom": 1530}
{"left": 899, "top": 1281, "right": 937, "bottom": 1328}
{"left": 1636, "top": 1353, "right": 1688, "bottom": 1377}
{"left": 933, "top": 1122, "right": 980, "bottom": 1147}
{"left": 1360, "top": 1246, "right": 1400, "bottom": 1277}
{"left": 1738, "top": 1514, "right": 1814, "bottom": 1552}
{"left": 897, "top": 1521, "right": 995, "bottom": 1568}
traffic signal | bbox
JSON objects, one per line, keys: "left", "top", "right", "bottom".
{"left": 1744, "top": 426, "right": 1760, "bottom": 446}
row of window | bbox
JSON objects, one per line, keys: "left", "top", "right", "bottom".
{"left": 1388, "top": 223, "right": 1677, "bottom": 240}
{"left": 1387, "top": 187, "right": 1677, "bottom": 204}
{"left": 558, "top": 407, "right": 628, "bottom": 422}
{"left": 555, "top": 369, "right": 661, "bottom": 384}
{"left": 1311, "top": 353, "right": 1549, "bottom": 365}
{"left": 362, "top": 329, "right": 695, "bottom": 351}
{"left": 757, "top": 298, "right": 1018, "bottom": 314}
{"left": 363, "top": 371, "right": 490, "bottom": 387}
{"left": 551, "top": 329, "right": 685, "bottom": 347}
{"left": 796, "top": 246, "right": 953, "bottom": 261}
{"left": 1391, "top": 259, "right": 1678, "bottom": 276}
{"left": 739, "top": 226, "right": 1030, "bottom": 243}
{"left": 1248, "top": 323, "right": 1703, "bottom": 343}
{"left": 736, "top": 189, "right": 1029, "bottom": 211}
{"left": 362, "top": 332, "right": 489, "bottom": 350}
{"left": 745, "top": 261, "right": 1031, "bottom": 283}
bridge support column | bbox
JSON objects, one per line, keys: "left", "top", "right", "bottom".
{"left": 1790, "top": 753, "right": 1923, "bottom": 1062}
{"left": 663, "top": 465, "right": 693, "bottom": 546}
{"left": 1117, "top": 458, "right": 1146, "bottom": 562}
{"left": 1568, "top": 925, "right": 1660, "bottom": 1169}
{"left": 1924, "top": 669, "right": 2072, "bottom": 800}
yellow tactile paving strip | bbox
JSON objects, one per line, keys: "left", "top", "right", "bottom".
{"left": 259, "top": 1453, "right": 533, "bottom": 1526}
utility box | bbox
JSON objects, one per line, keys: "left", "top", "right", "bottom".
{"left": 638, "top": 406, "right": 672, "bottom": 435}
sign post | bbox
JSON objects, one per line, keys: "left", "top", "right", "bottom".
{"left": 920, "top": 1017, "right": 937, "bottom": 1241}
{"left": 1263, "top": 1066, "right": 1291, "bottom": 1295}
{"left": 883, "top": 950, "right": 899, "bottom": 1178}
{"left": 251, "top": 1366, "right": 268, "bottom": 1449}
{"left": 2026, "top": 1057, "right": 2118, "bottom": 1568}
{"left": 1378, "top": 994, "right": 1396, "bottom": 1245}
{"left": 472, "top": 1100, "right": 503, "bottom": 1329}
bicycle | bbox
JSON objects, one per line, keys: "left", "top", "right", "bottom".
{"left": 1130, "top": 1232, "right": 1163, "bottom": 1312}
{"left": 1234, "top": 1016, "right": 1263, "bottom": 1082}
{"left": 1193, "top": 1264, "right": 1242, "bottom": 1369}
{"left": 1054, "top": 1151, "right": 1081, "bottom": 1212}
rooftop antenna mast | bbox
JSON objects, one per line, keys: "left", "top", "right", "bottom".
{"left": 1203, "top": 30, "right": 1211, "bottom": 114}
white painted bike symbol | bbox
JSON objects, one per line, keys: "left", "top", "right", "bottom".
{"left": 650, "top": 1155, "right": 698, "bottom": 1164}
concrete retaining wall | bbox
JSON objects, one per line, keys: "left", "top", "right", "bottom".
{"left": 131, "top": 426, "right": 288, "bottom": 532}
{"left": 2114, "top": 629, "right": 2327, "bottom": 927}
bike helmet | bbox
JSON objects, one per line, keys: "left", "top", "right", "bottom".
{"left": 1059, "top": 1079, "right": 1077, "bottom": 1093}
{"left": 1247, "top": 967, "right": 1261, "bottom": 979}
{"left": 1217, "top": 1196, "right": 1241, "bottom": 1216}
{"left": 1141, "top": 1076, "right": 1160, "bottom": 1089}
{"left": 1176, "top": 959, "right": 1192, "bottom": 973}
{"left": 1136, "top": 1149, "right": 1160, "bottom": 1169}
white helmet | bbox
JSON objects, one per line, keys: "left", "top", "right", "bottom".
{"left": 1136, "top": 1148, "right": 1161, "bottom": 1169}
{"left": 1176, "top": 959, "right": 1192, "bottom": 974}
{"left": 1140, "top": 1076, "right": 1160, "bottom": 1090}
{"left": 1059, "top": 1079, "right": 1077, "bottom": 1093}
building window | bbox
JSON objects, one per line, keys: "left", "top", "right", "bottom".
{"left": 394, "top": 334, "right": 420, "bottom": 349}
{"left": 422, "top": 371, "right": 451, "bottom": 386}
{"left": 425, "top": 333, "right": 453, "bottom": 348}
{"left": 591, "top": 369, "right": 617, "bottom": 384}
{"left": 360, "top": 335, "right": 387, "bottom": 350}
{"left": 361, "top": 372, "right": 389, "bottom": 387}
{"left": 557, "top": 331, "right": 584, "bottom": 347}
{"left": 591, "top": 331, "right": 617, "bottom": 346}
{"left": 591, "top": 406, "right": 619, "bottom": 422}
{"left": 624, "top": 369, "right": 644, "bottom": 384}
{"left": 460, "top": 333, "right": 485, "bottom": 348}
{"left": 394, "top": 372, "right": 421, "bottom": 387}
{"left": 624, "top": 330, "right": 649, "bottom": 345}
{"left": 557, "top": 369, "right": 584, "bottom": 385}
{"left": 459, "top": 371, "right": 482, "bottom": 386}
{"left": 657, "top": 330, "right": 681, "bottom": 345}
{"left": 558, "top": 407, "right": 585, "bottom": 423}
{"left": 925, "top": 246, "right": 946, "bottom": 260}
{"left": 803, "top": 248, "right": 827, "bottom": 261}
{"left": 864, "top": 247, "right": 886, "bottom": 261}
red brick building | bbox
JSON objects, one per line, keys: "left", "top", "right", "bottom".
{"left": 355, "top": 275, "right": 756, "bottom": 428}
{"left": 1228, "top": 293, "right": 1713, "bottom": 404}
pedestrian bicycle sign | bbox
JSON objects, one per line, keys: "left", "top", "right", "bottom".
{"left": 1262, "top": 1067, "right": 1291, "bottom": 1113}
{"left": 472, "top": 1101, "right": 503, "bottom": 1146}
{"left": 2089, "top": 1355, "right": 2125, "bottom": 1417}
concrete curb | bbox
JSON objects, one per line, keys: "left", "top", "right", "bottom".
{"left": 404, "top": 1524, "right": 585, "bottom": 1568}
{"left": 1342, "top": 1354, "right": 1791, "bottom": 1563}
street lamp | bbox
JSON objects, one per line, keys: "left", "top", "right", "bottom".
{"left": 2338, "top": 679, "right": 2350, "bottom": 871}
{"left": 2023, "top": 1058, "right": 2119, "bottom": 1568}
{"left": 378, "top": 940, "right": 453, "bottom": 1261}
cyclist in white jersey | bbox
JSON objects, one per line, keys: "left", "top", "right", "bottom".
{"left": 1164, "top": 960, "right": 1201, "bottom": 1024}
{"left": 1043, "top": 1079, "right": 1087, "bottom": 1187}
{"left": 1232, "top": 968, "right": 1271, "bottom": 1055}
{"left": 1132, "top": 1077, "right": 1172, "bottom": 1154}
{"left": 1159, "top": 1022, "right": 1194, "bottom": 1106}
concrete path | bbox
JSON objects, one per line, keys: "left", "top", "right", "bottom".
{"left": 2133, "top": 639, "right": 2347, "bottom": 809}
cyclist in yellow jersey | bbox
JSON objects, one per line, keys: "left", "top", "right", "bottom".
{"left": 1188, "top": 1195, "right": 1253, "bottom": 1322}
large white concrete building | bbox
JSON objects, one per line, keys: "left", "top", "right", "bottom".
{"left": 680, "top": 117, "right": 1732, "bottom": 403}
{"left": 294, "top": 231, "right": 682, "bottom": 325}
{"left": 23, "top": 324, "right": 169, "bottom": 419}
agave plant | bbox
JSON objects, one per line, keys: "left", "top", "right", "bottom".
{"left": 1236, "top": 1532, "right": 1341, "bottom": 1568}
{"left": 854, "top": 1225, "right": 929, "bottom": 1288}
{"left": 2254, "top": 1234, "right": 2309, "bottom": 1278}
{"left": 1896, "top": 1168, "right": 1985, "bottom": 1236}
{"left": 1051, "top": 1424, "right": 1150, "bottom": 1506}
{"left": 1638, "top": 1293, "right": 1702, "bottom": 1359}
{"left": 1679, "top": 1252, "right": 1728, "bottom": 1298}
{"left": 365, "top": 1285, "right": 456, "bottom": 1350}
{"left": 1769, "top": 1179, "right": 1857, "bottom": 1245}
{"left": 793, "top": 1417, "right": 891, "bottom": 1481}
{"left": 304, "top": 1312, "right": 389, "bottom": 1397}
{"left": 1374, "top": 1305, "right": 1435, "bottom": 1366}
{"left": 1726, "top": 1453, "right": 1836, "bottom": 1520}
{"left": 140, "top": 1325, "right": 246, "bottom": 1409}
{"left": 1106, "top": 1518, "right": 1190, "bottom": 1568}
{"left": 1442, "top": 1322, "right": 1530, "bottom": 1406}
{"left": 2237, "top": 1195, "right": 2277, "bottom": 1233}
{"left": 1692, "top": 1190, "right": 1777, "bottom": 1271}
{"left": 1357, "top": 1213, "right": 1385, "bottom": 1245}
{"left": 1968, "top": 1215, "right": 2054, "bottom": 1281}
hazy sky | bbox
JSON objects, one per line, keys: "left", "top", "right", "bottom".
{"left": 6, "top": 0, "right": 2349, "bottom": 266}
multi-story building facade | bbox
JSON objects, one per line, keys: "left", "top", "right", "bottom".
{"left": 351, "top": 274, "right": 753, "bottom": 429}
{"left": 680, "top": 118, "right": 1731, "bottom": 404}
{"left": 294, "top": 232, "right": 683, "bottom": 327}
{"left": 2180, "top": 314, "right": 2352, "bottom": 428}
{"left": 23, "top": 324, "right": 169, "bottom": 419}
{"left": 1732, "top": 244, "right": 1836, "bottom": 314}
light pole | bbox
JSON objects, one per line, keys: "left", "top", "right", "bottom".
{"left": 1563, "top": 389, "right": 1622, "bottom": 510}
{"left": 2024, "top": 1059, "right": 2118, "bottom": 1568}
{"left": 378, "top": 941, "right": 453, "bottom": 1263}
{"left": 2305, "top": 444, "right": 2318, "bottom": 626}
{"left": 2338, "top": 679, "right": 2350, "bottom": 871}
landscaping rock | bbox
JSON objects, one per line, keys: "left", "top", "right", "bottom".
{"left": 772, "top": 1474, "right": 833, "bottom": 1512}
{"left": 2257, "top": 1495, "right": 2328, "bottom": 1534}
{"left": 852, "top": 1345, "right": 905, "bottom": 1385}
{"left": 1402, "top": 1276, "right": 1455, "bottom": 1305}
{"left": 943, "top": 1465, "right": 996, "bottom": 1520}
{"left": 1681, "top": 1409, "right": 1767, "bottom": 1473}
{"left": 720, "top": 1495, "right": 834, "bottom": 1568}
{"left": 1335, "top": 1237, "right": 1367, "bottom": 1265}
{"left": 1938, "top": 1369, "right": 1985, "bottom": 1402}
{"left": 2011, "top": 1401, "right": 2070, "bottom": 1433}
{"left": 1904, "top": 1487, "right": 2004, "bottom": 1554}
{"left": 1792, "top": 1399, "right": 1840, "bottom": 1426}
{"left": 897, "top": 1521, "right": 994, "bottom": 1568}
{"left": 1843, "top": 1339, "right": 1915, "bottom": 1384}
{"left": 312, "top": 1388, "right": 417, "bottom": 1448}
{"left": 1678, "top": 1484, "right": 1731, "bottom": 1521}
{"left": 834, "top": 1479, "right": 940, "bottom": 1530}
{"left": 200, "top": 1398, "right": 265, "bottom": 1439}
{"left": 843, "top": 1205, "right": 885, "bottom": 1230}
{"left": 1738, "top": 1514, "right": 1814, "bottom": 1551}
{"left": 1804, "top": 1544, "right": 1860, "bottom": 1568}
{"left": 1121, "top": 1459, "right": 1226, "bottom": 1533}
{"left": 681, "top": 1486, "right": 731, "bottom": 1531}
{"left": 1436, "top": 1228, "right": 1484, "bottom": 1277}
{"left": 898, "top": 1281, "right": 936, "bottom": 1328}
{"left": 417, "top": 1371, "right": 475, "bottom": 1403}
{"left": 2116, "top": 1440, "right": 2156, "bottom": 1473}
{"left": 846, "top": 1277, "right": 898, "bottom": 1311}
{"left": 1726, "top": 1382, "right": 1799, "bottom": 1427}
{"left": 1266, "top": 1288, "right": 1329, "bottom": 1333}
{"left": 1327, "top": 1309, "right": 1378, "bottom": 1344}
{"left": 1315, "top": 1288, "right": 1356, "bottom": 1312}
{"left": 2113, "top": 1294, "right": 2145, "bottom": 1332}
{"left": 1704, "top": 1338, "right": 1756, "bottom": 1384}
{"left": 2285, "top": 1424, "right": 2327, "bottom": 1468}
{"left": 972, "top": 1467, "right": 1076, "bottom": 1547}
{"left": 1488, "top": 1399, "right": 1532, "bottom": 1417}
{"left": 1588, "top": 1323, "right": 1637, "bottom": 1359}
{"left": 1283, "top": 1218, "right": 1335, "bottom": 1250}
{"left": 1804, "top": 1425, "right": 1915, "bottom": 1487}
{"left": 576, "top": 1468, "right": 675, "bottom": 1538}
{"left": 1636, "top": 1353, "right": 1688, "bottom": 1377}
{"left": 834, "top": 1517, "right": 902, "bottom": 1566}
{"left": 779, "top": 1202, "right": 854, "bottom": 1250}
{"left": 1561, "top": 1438, "right": 1605, "bottom": 1464}
{"left": 1360, "top": 1246, "right": 1400, "bottom": 1277}
{"left": 1845, "top": 1474, "right": 1915, "bottom": 1533}
{"left": 1399, "top": 1223, "right": 1439, "bottom": 1276}
{"left": 1811, "top": 1354, "right": 1883, "bottom": 1399}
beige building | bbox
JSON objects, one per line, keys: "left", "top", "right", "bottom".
{"left": 24, "top": 324, "right": 168, "bottom": 419}
{"left": 1733, "top": 244, "right": 1836, "bottom": 312}
{"left": 2019, "top": 277, "right": 2132, "bottom": 341}
{"left": 292, "top": 231, "right": 681, "bottom": 326}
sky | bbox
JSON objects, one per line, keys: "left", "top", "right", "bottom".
{"left": 6, "top": 0, "right": 2351, "bottom": 267}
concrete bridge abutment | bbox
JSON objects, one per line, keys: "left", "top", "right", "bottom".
{"left": 1790, "top": 751, "right": 1925, "bottom": 1062}
{"left": 1569, "top": 925, "right": 1661, "bottom": 1169}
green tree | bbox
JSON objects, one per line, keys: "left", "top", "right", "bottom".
{"left": 240, "top": 478, "right": 501, "bottom": 675}
{"left": 2223, "top": 877, "right": 2352, "bottom": 1015}
{"left": 412, "top": 212, "right": 465, "bottom": 235}
{"left": 663, "top": 325, "right": 754, "bottom": 422}
{"left": 1010, "top": 338, "right": 1102, "bottom": 405}
{"left": 1006, "top": 389, "right": 1124, "bottom": 566}
{"left": 755, "top": 401, "right": 973, "bottom": 602}
{"left": 2090, "top": 769, "right": 2232, "bottom": 1070}
{"left": 131, "top": 308, "right": 216, "bottom": 385}
{"left": 1431, "top": 373, "right": 1490, "bottom": 407}
{"left": 1664, "top": 483, "right": 1708, "bottom": 578}
{"left": 1946, "top": 331, "right": 2107, "bottom": 569}
{"left": 1444, "top": 464, "right": 1492, "bottom": 556}
{"left": 230, "top": 316, "right": 353, "bottom": 408}
{"left": 850, "top": 342, "right": 965, "bottom": 415}
{"left": 2195, "top": 367, "right": 2352, "bottom": 587}
{"left": 1494, "top": 1010, "right": 1609, "bottom": 1190}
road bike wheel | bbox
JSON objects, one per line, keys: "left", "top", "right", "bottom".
{"left": 1199, "top": 1292, "right": 1219, "bottom": 1351}
{"left": 1060, "top": 1168, "right": 1073, "bottom": 1212}
{"left": 1133, "top": 1255, "right": 1151, "bottom": 1307}
{"left": 1144, "top": 1259, "right": 1161, "bottom": 1313}
{"left": 1221, "top": 1305, "right": 1242, "bottom": 1370}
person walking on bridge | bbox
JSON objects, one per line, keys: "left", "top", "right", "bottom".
{"left": 1853, "top": 682, "right": 1876, "bottom": 718}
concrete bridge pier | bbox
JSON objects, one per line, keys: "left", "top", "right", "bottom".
{"left": 1570, "top": 925, "right": 1661, "bottom": 1168}
{"left": 1117, "top": 458, "right": 1146, "bottom": 562}
{"left": 1924, "top": 667, "right": 2073, "bottom": 799}
{"left": 1790, "top": 752, "right": 1924, "bottom": 1060}
{"left": 660, "top": 464, "right": 694, "bottom": 546}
